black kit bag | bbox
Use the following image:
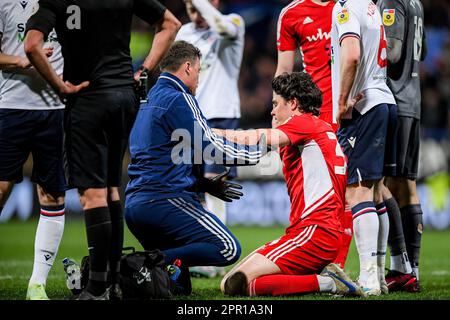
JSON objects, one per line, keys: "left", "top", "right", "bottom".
{"left": 79, "top": 247, "right": 175, "bottom": 299}
{"left": 118, "top": 247, "right": 175, "bottom": 299}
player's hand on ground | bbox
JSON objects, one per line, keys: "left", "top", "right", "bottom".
{"left": 198, "top": 168, "right": 244, "bottom": 202}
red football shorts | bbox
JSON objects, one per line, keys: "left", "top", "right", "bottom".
{"left": 257, "top": 225, "right": 341, "bottom": 275}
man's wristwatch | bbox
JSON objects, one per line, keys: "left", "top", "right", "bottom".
{"left": 138, "top": 65, "right": 149, "bottom": 74}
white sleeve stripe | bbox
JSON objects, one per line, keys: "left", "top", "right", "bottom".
{"left": 277, "top": 0, "right": 305, "bottom": 37}
{"left": 182, "top": 93, "right": 262, "bottom": 161}
{"left": 159, "top": 75, "right": 261, "bottom": 160}
{"left": 184, "top": 93, "right": 262, "bottom": 158}
{"left": 183, "top": 93, "right": 262, "bottom": 160}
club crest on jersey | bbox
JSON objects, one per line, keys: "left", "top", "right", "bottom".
{"left": 383, "top": 9, "right": 395, "bottom": 26}
{"left": 337, "top": 9, "right": 349, "bottom": 24}
{"left": 231, "top": 16, "right": 241, "bottom": 27}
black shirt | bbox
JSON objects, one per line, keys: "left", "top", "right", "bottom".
{"left": 26, "top": 0, "right": 166, "bottom": 91}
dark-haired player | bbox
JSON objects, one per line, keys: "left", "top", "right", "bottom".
{"left": 276, "top": 0, "right": 354, "bottom": 270}
{"left": 219, "top": 72, "right": 365, "bottom": 298}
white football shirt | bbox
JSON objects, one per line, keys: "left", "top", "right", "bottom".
{"left": 176, "top": 9, "right": 244, "bottom": 120}
{"left": 0, "top": 0, "right": 64, "bottom": 110}
{"left": 331, "top": 0, "right": 395, "bottom": 118}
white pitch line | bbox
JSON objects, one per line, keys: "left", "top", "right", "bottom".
{"left": 0, "top": 275, "right": 61, "bottom": 280}
{"left": 431, "top": 270, "right": 450, "bottom": 276}
{"left": 0, "top": 260, "right": 33, "bottom": 267}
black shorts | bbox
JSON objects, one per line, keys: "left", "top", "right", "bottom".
{"left": 338, "top": 104, "right": 397, "bottom": 185}
{"left": 392, "top": 116, "right": 420, "bottom": 180}
{"left": 0, "top": 109, "right": 66, "bottom": 193}
{"left": 64, "top": 87, "right": 138, "bottom": 189}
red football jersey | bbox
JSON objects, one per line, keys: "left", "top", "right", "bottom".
{"left": 278, "top": 114, "right": 346, "bottom": 232}
{"left": 277, "top": 0, "right": 334, "bottom": 126}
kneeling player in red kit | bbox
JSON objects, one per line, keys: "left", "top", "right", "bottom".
{"left": 216, "top": 72, "right": 365, "bottom": 297}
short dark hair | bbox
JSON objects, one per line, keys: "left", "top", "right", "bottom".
{"left": 271, "top": 72, "right": 323, "bottom": 116}
{"left": 159, "top": 40, "right": 202, "bottom": 72}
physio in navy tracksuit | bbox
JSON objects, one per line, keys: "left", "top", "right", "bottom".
{"left": 125, "top": 41, "right": 265, "bottom": 273}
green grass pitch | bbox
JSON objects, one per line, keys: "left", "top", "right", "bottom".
{"left": 1, "top": 219, "right": 449, "bottom": 300}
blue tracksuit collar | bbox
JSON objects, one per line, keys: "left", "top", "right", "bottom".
{"left": 158, "top": 72, "right": 192, "bottom": 94}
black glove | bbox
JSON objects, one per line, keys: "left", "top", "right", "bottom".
{"left": 195, "top": 168, "right": 243, "bottom": 202}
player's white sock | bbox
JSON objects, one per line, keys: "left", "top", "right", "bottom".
{"left": 376, "top": 203, "right": 389, "bottom": 280}
{"left": 317, "top": 275, "right": 336, "bottom": 293}
{"left": 29, "top": 206, "right": 65, "bottom": 286}
{"left": 205, "top": 193, "right": 227, "bottom": 224}
{"left": 413, "top": 267, "right": 419, "bottom": 281}
{"left": 352, "top": 202, "right": 379, "bottom": 289}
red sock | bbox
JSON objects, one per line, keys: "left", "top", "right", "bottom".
{"left": 334, "top": 205, "right": 353, "bottom": 269}
{"left": 249, "top": 274, "right": 319, "bottom": 297}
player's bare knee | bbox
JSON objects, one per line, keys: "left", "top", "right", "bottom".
{"left": 36, "top": 185, "right": 64, "bottom": 206}
{"left": 79, "top": 188, "right": 108, "bottom": 209}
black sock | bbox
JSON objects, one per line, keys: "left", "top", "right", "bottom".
{"left": 385, "top": 197, "right": 408, "bottom": 256}
{"left": 108, "top": 200, "right": 123, "bottom": 285}
{"left": 401, "top": 204, "right": 423, "bottom": 272}
{"left": 84, "top": 206, "right": 111, "bottom": 296}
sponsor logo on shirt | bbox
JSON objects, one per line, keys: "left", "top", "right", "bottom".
{"left": 383, "top": 9, "right": 395, "bottom": 26}
{"left": 20, "top": 1, "right": 28, "bottom": 10}
{"left": 17, "top": 23, "right": 26, "bottom": 42}
{"left": 337, "top": 9, "right": 349, "bottom": 24}
{"left": 306, "top": 28, "right": 331, "bottom": 42}
{"left": 303, "top": 17, "right": 314, "bottom": 25}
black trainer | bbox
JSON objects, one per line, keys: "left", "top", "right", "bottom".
{"left": 74, "top": 289, "right": 109, "bottom": 300}
{"left": 107, "top": 283, "right": 123, "bottom": 301}
{"left": 173, "top": 262, "right": 192, "bottom": 296}
{"left": 224, "top": 271, "right": 248, "bottom": 296}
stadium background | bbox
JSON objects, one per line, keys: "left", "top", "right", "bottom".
{"left": 1, "top": 0, "right": 449, "bottom": 301}
{"left": 1, "top": 0, "right": 449, "bottom": 229}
